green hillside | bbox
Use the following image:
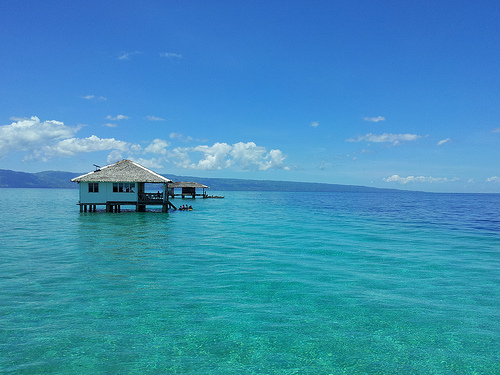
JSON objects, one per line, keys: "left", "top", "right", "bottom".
{"left": 0, "top": 169, "right": 401, "bottom": 193}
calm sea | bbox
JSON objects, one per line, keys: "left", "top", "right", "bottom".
{"left": 1, "top": 189, "right": 499, "bottom": 374}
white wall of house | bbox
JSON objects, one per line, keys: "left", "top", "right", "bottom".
{"left": 79, "top": 182, "right": 138, "bottom": 204}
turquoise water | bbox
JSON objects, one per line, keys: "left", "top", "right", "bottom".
{"left": 1, "top": 189, "right": 499, "bottom": 374}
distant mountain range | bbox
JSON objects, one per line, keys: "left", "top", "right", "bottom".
{"left": 0, "top": 170, "right": 78, "bottom": 189}
{"left": 0, "top": 169, "right": 402, "bottom": 193}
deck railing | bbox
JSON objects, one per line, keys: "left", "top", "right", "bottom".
{"left": 140, "top": 192, "right": 163, "bottom": 201}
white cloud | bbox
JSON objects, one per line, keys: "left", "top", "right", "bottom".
{"left": 486, "top": 176, "right": 500, "bottom": 182}
{"left": 146, "top": 115, "right": 165, "bottom": 121}
{"left": 170, "top": 132, "right": 193, "bottom": 142}
{"left": 230, "top": 142, "right": 267, "bottom": 170}
{"left": 492, "top": 128, "right": 500, "bottom": 133}
{"left": 264, "top": 149, "right": 289, "bottom": 170}
{"left": 169, "top": 142, "right": 288, "bottom": 171}
{"left": 437, "top": 138, "right": 451, "bottom": 146}
{"left": 346, "top": 133, "right": 421, "bottom": 145}
{"left": 170, "top": 132, "right": 181, "bottom": 139}
{"left": 1, "top": 116, "right": 288, "bottom": 173}
{"left": 0, "top": 116, "right": 79, "bottom": 159}
{"left": 363, "top": 116, "right": 385, "bottom": 122}
{"left": 144, "top": 139, "right": 170, "bottom": 155}
{"left": 81, "top": 95, "right": 107, "bottom": 101}
{"left": 42, "top": 135, "right": 132, "bottom": 158}
{"left": 0, "top": 116, "right": 146, "bottom": 162}
{"left": 168, "top": 147, "right": 191, "bottom": 169}
{"left": 129, "top": 157, "right": 164, "bottom": 169}
{"left": 102, "top": 123, "right": 117, "bottom": 128}
{"left": 106, "top": 115, "right": 129, "bottom": 121}
{"left": 230, "top": 142, "right": 287, "bottom": 170}
{"left": 107, "top": 149, "right": 124, "bottom": 164}
{"left": 191, "top": 143, "right": 233, "bottom": 170}
{"left": 160, "top": 52, "right": 182, "bottom": 59}
{"left": 118, "top": 51, "right": 140, "bottom": 60}
{"left": 131, "top": 144, "right": 142, "bottom": 153}
{"left": 310, "top": 121, "right": 319, "bottom": 128}
{"left": 383, "top": 174, "right": 459, "bottom": 184}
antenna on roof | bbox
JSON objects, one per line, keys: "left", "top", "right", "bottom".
{"left": 93, "top": 164, "right": 101, "bottom": 171}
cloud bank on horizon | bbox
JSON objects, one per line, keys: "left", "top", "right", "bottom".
{"left": 0, "top": 117, "right": 288, "bottom": 172}
{"left": 3, "top": 116, "right": 498, "bottom": 190}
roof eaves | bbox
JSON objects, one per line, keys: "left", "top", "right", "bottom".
{"left": 71, "top": 159, "right": 173, "bottom": 183}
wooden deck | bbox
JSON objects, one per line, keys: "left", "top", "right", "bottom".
{"left": 139, "top": 192, "right": 164, "bottom": 201}
{"left": 169, "top": 192, "right": 208, "bottom": 198}
{"left": 78, "top": 192, "right": 177, "bottom": 212}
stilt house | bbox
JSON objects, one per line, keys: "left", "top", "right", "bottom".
{"left": 71, "top": 159, "right": 174, "bottom": 212}
{"left": 168, "top": 181, "right": 209, "bottom": 198}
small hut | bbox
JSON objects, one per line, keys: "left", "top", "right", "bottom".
{"left": 168, "top": 181, "right": 209, "bottom": 198}
{"left": 71, "top": 159, "right": 175, "bottom": 212}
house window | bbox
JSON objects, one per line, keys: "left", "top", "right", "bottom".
{"left": 113, "top": 183, "right": 135, "bottom": 193}
{"left": 88, "top": 183, "right": 99, "bottom": 193}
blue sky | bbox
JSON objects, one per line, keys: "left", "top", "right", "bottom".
{"left": 1, "top": 0, "right": 499, "bottom": 192}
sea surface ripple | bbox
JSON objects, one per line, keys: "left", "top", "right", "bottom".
{"left": 1, "top": 189, "right": 499, "bottom": 374}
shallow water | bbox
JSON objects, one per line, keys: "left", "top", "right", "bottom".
{"left": 1, "top": 189, "right": 499, "bottom": 373}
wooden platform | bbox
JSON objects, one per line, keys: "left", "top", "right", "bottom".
{"left": 78, "top": 198, "right": 177, "bottom": 213}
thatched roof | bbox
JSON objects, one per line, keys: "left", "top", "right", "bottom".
{"left": 71, "top": 160, "right": 172, "bottom": 183}
{"left": 169, "top": 181, "right": 209, "bottom": 189}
